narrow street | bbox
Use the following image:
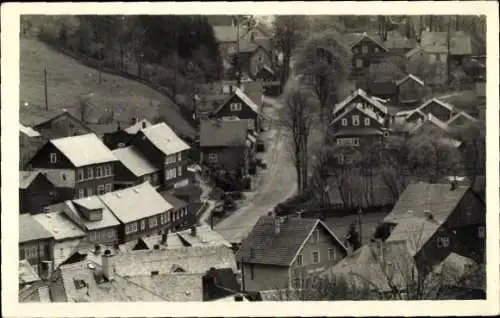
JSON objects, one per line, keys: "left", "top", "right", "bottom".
{"left": 214, "top": 96, "right": 297, "bottom": 244}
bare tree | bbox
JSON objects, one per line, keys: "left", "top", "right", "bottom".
{"left": 280, "top": 85, "right": 318, "bottom": 192}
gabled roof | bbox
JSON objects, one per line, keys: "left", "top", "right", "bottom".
{"left": 19, "top": 124, "right": 41, "bottom": 137}
{"left": 447, "top": 111, "right": 478, "bottom": 126}
{"left": 213, "top": 26, "right": 239, "bottom": 43}
{"left": 33, "top": 211, "right": 86, "bottom": 241}
{"left": 112, "top": 245, "right": 237, "bottom": 276}
{"left": 140, "top": 123, "right": 191, "bottom": 156}
{"left": 33, "top": 169, "right": 75, "bottom": 188}
{"left": 236, "top": 216, "right": 347, "bottom": 266}
{"left": 112, "top": 146, "right": 158, "bottom": 177}
{"left": 383, "top": 182, "right": 470, "bottom": 225}
{"left": 342, "top": 32, "right": 388, "bottom": 52}
{"left": 199, "top": 119, "right": 248, "bottom": 147}
{"left": 331, "top": 102, "right": 385, "bottom": 126}
{"left": 213, "top": 88, "right": 260, "bottom": 115}
{"left": 32, "top": 110, "right": 95, "bottom": 133}
{"left": 333, "top": 88, "right": 388, "bottom": 117}
{"left": 124, "top": 119, "right": 153, "bottom": 134}
{"left": 19, "top": 260, "right": 41, "bottom": 285}
{"left": 19, "top": 171, "right": 45, "bottom": 189}
{"left": 99, "top": 182, "right": 173, "bottom": 224}
{"left": 49, "top": 133, "right": 117, "bottom": 167}
{"left": 19, "top": 214, "right": 54, "bottom": 243}
{"left": 418, "top": 98, "right": 455, "bottom": 113}
{"left": 396, "top": 74, "right": 425, "bottom": 87}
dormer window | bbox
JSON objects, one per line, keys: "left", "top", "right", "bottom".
{"left": 50, "top": 153, "right": 57, "bottom": 163}
{"left": 374, "top": 47, "right": 380, "bottom": 53}
{"left": 230, "top": 102, "right": 242, "bottom": 112}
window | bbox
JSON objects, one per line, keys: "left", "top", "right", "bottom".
{"left": 89, "top": 231, "right": 100, "bottom": 242}
{"left": 168, "top": 211, "right": 173, "bottom": 222}
{"left": 95, "top": 166, "right": 103, "bottom": 178}
{"left": 297, "top": 255, "right": 303, "bottom": 266}
{"left": 104, "top": 183, "right": 112, "bottom": 193}
{"left": 356, "top": 59, "right": 363, "bottom": 68}
{"left": 337, "top": 154, "right": 344, "bottom": 165}
{"left": 85, "top": 167, "right": 94, "bottom": 180}
{"left": 104, "top": 165, "right": 112, "bottom": 176}
{"left": 362, "top": 45, "right": 368, "bottom": 54}
{"left": 97, "top": 185, "right": 105, "bottom": 195}
{"left": 78, "top": 189, "right": 85, "bottom": 198}
{"left": 177, "top": 152, "right": 182, "bottom": 161}
{"left": 312, "top": 251, "right": 320, "bottom": 264}
{"left": 87, "top": 188, "right": 93, "bottom": 197}
{"left": 478, "top": 226, "right": 485, "bottom": 238}
{"left": 374, "top": 47, "right": 380, "bottom": 53}
{"left": 352, "top": 115, "right": 360, "bottom": 126}
{"left": 107, "top": 230, "right": 115, "bottom": 239}
{"left": 77, "top": 168, "right": 85, "bottom": 181}
{"left": 50, "top": 153, "right": 57, "bottom": 163}
{"left": 23, "top": 245, "right": 39, "bottom": 258}
{"left": 440, "top": 53, "right": 447, "bottom": 63}
{"left": 166, "top": 155, "right": 176, "bottom": 165}
{"left": 177, "top": 166, "right": 183, "bottom": 177}
{"left": 341, "top": 118, "right": 348, "bottom": 126}
{"left": 437, "top": 236, "right": 450, "bottom": 248}
{"left": 161, "top": 213, "right": 167, "bottom": 225}
{"left": 222, "top": 85, "right": 230, "bottom": 94}
{"left": 230, "top": 102, "right": 242, "bottom": 111}
{"left": 166, "top": 168, "right": 177, "bottom": 180}
{"left": 328, "top": 248, "right": 335, "bottom": 261}
{"left": 208, "top": 153, "right": 218, "bottom": 163}
{"left": 336, "top": 139, "right": 343, "bottom": 146}
{"left": 140, "top": 219, "right": 146, "bottom": 230}
{"left": 149, "top": 217, "right": 158, "bottom": 228}
{"left": 364, "top": 117, "right": 370, "bottom": 126}
{"left": 353, "top": 47, "right": 359, "bottom": 54}
{"left": 353, "top": 138, "right": 360, "bottom": 146}
{"left": 125, "top": 222, "right": 138, "bottom": 234}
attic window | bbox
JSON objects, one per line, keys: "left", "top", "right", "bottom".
{"left": 73, "top": 279, "right": 87, "bottom": 289}
{"left": 230, "top": 103, "right": 242, "bottom": 112}
{"left": 50, "top": 153, "right": 57, "bottom": 163}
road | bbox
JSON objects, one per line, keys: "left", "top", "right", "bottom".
{"left": 214, "top": 96, "right": 297, "bottom": 244}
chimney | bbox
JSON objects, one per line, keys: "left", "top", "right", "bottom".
{"left": 190, "top": 226, "right": 197, "bottom": 237}
{"left": 274, "top": 216, "right": 281, "bottom": 234}
{"left": 101, "top": 249, "right": 114, "bottom": 281}
{"left": 94, "top": 244, "right": 101, "bottom": 255}
{"left": 450, "top": 180, "right": 457, "bottom": 191}
{"left": 142, "top": 121, "right": 147, "bottom": 129}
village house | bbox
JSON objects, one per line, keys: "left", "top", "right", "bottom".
{"left": 236, "top": 215, "right": 347, "bottom": 292}
{"left": 446, "top": 111, "right": 479, "bottom": 129}
{"left": 329, "top": 89, "right": 390, "bottom": 165}
{"left": 395, "top": 74, "right": 426, "bottom": 107}
{"left": 33, "top": 211, "right": 86, "bottom": 268}
{"left": 27, "top": 133, "right": 118, "bottom": 199}
{"left": 213, "top": 25, "right": 239, "bottom": 57}
{"left": 129, "top": 122, "right": 191, "bottom": 190}
{"left": 405, "top": 98, "right": 456, "bottom": 123}
{"left": 19, "top": 214, "right": 55, "bottom": 279}
{"left": 31, "top": 110, "right": 96, "bottom": 142}
{"left": 19, "top": 124, "right": 43, "bottom": 169}
{"left": 379, "top": 182, "right": 486, "bottom": 264}
{"left": 342, "top": 32, "right": 389, "bottom": 76}
{"left": 199, "top": 119, "right": 252, "bottom": 176}
{"left": 112, "top": 146, "right": 161, "bottom": 190}
{"left": 157, "top": 191, "right": 192, "bottom": 232}
{"left": 232, "top": 38, "right": 274, "bottom": 79}
{"left": 19, "top": 260, "right": 52, "bottom": 303}
{"left": 102, "top": 118, "right": 153, "bottom": 150}
{"left": 383, "top": 31, "right": 417, "bottom": 53}
{"left": 98, "top": 182, "right": 174, "bottom": 243}
{"left": 19, "top": 170, "right": 56, "bottom": 214}
{"left": 47, "top": 197, "right": 121, "bottom": 246}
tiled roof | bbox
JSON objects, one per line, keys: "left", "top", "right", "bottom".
{"left": 19, "top": 214, "right": 54, "bottom": 243}
{"left": 50, "top": 199, "right": 120, "bottom": 231}
{"left": 124, "top": 119, "right": 153, "bottom": 134}
{"left": 19, "top": 260, "right": 41, "bottom": 285}
{"left": 33, "top": 211, "right": 86, "bottom": 241}
{"left": 33, "top": 168, "right": 75, "bottom": 188}
{"left": 126, "top": 273, "right": 204, "bottom": 301}
{"left": 50, "top": 133, "right": 117, "bottom": 167}
{"left": 56, "top": 259, "right": 165, "bottom": 302}
{"left": 199, "top": 119, "right": 248, "bottom": 147}
{"left": 112, "top": 146, "right": 158, "bottom": 177}
{"left": 395, "top": 74, "right": 425, "bottom": 87}
{"left": 236, "top": 216, "right": 346, "bottom": 266}
{"left": 99, "top": 182, "right": 173, "bottom": 224}
{"left": 140, "top": 122, "right": 191, "bottom": 156}
{"left": 213, "top": 26, "right": 238, "bottom": 43}
{"left": 112, "top": 245, "right": 237, "bottom": 276}
{"left": 19, "top": 124, "right": 41, "bottom": 137}
{"left": 19, "top": 171, "right": 42, "bottom": 189}
{"left": 384, "top": 182, "right": 469, "bottom": 225}
{"left": 333, "top": 88, "right": 388, "bottom": 117}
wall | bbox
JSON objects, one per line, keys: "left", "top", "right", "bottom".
{"left": 201, "top": 146, "right": 246, "bottom": 173}
{"left": 88, "top": 226, "right": 119, "bottom": 246}
{"left": 53, "top": 238, "right": 84, "bottom": 268}
{"left": 74, "top": 163, "right": 115, "bottom": 198}
{"left": 241, "top": 262, "right": 290, "bottom": 292}
{"left": 213, "top": 95, "right": 258, "bottom": 129}
{"left": 290, "top": 224, "right": 346, "bottom": 286}
{"left": 20, "top": 134, "right": 43, "bottom": 169}
{"left": 19, "top": 238, "right": 54, "bottom": 273}
{"left": 398, "top": 80, "right": 423, "bottom": 103}
{"left": 121, "top": 213, "right": 171, "bottom": 244}
{"left": 164, "top": 149, "right": 190, "bottom": 189}
{"left": 28, "top": 143, "right": 75, "bottom": 169}
{"left": 20, "top": 174, "right": 56, "bottom": 214}
{"left": 420, "top": 101, "right": 453, "bottom": 122}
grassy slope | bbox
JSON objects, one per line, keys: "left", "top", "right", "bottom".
{"left": 20, "top": 37, "right": 195, "bottom": 139}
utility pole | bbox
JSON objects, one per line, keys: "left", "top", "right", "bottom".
{"left": 357, "top": 207, "right": 363, "bottom": 244}
{"left": 446, "top": 18, "right": 451, "bottom": 85}
{"left": 43, "top": 64, "right": 48, "bottom": 111}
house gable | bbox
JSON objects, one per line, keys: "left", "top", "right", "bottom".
{"left": 34, "top": 112, "right": 94, "bottom": 140}
{"left": 351, "top": 35, "right": 388, "bottom": 55}
{"left": 213, "top": 94, "right": 258, "bottom": 119}
{"left": 333, "top": 90, "right": 388, "bottom": 119}
{"left": 331, "top": 103, "right": 385, "bottom": 132}
{"left": 419, "top": 100, "right": 454, "bottom": 123}
{"left": 27, "top": 142, "right": 75, "bottom": 169}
